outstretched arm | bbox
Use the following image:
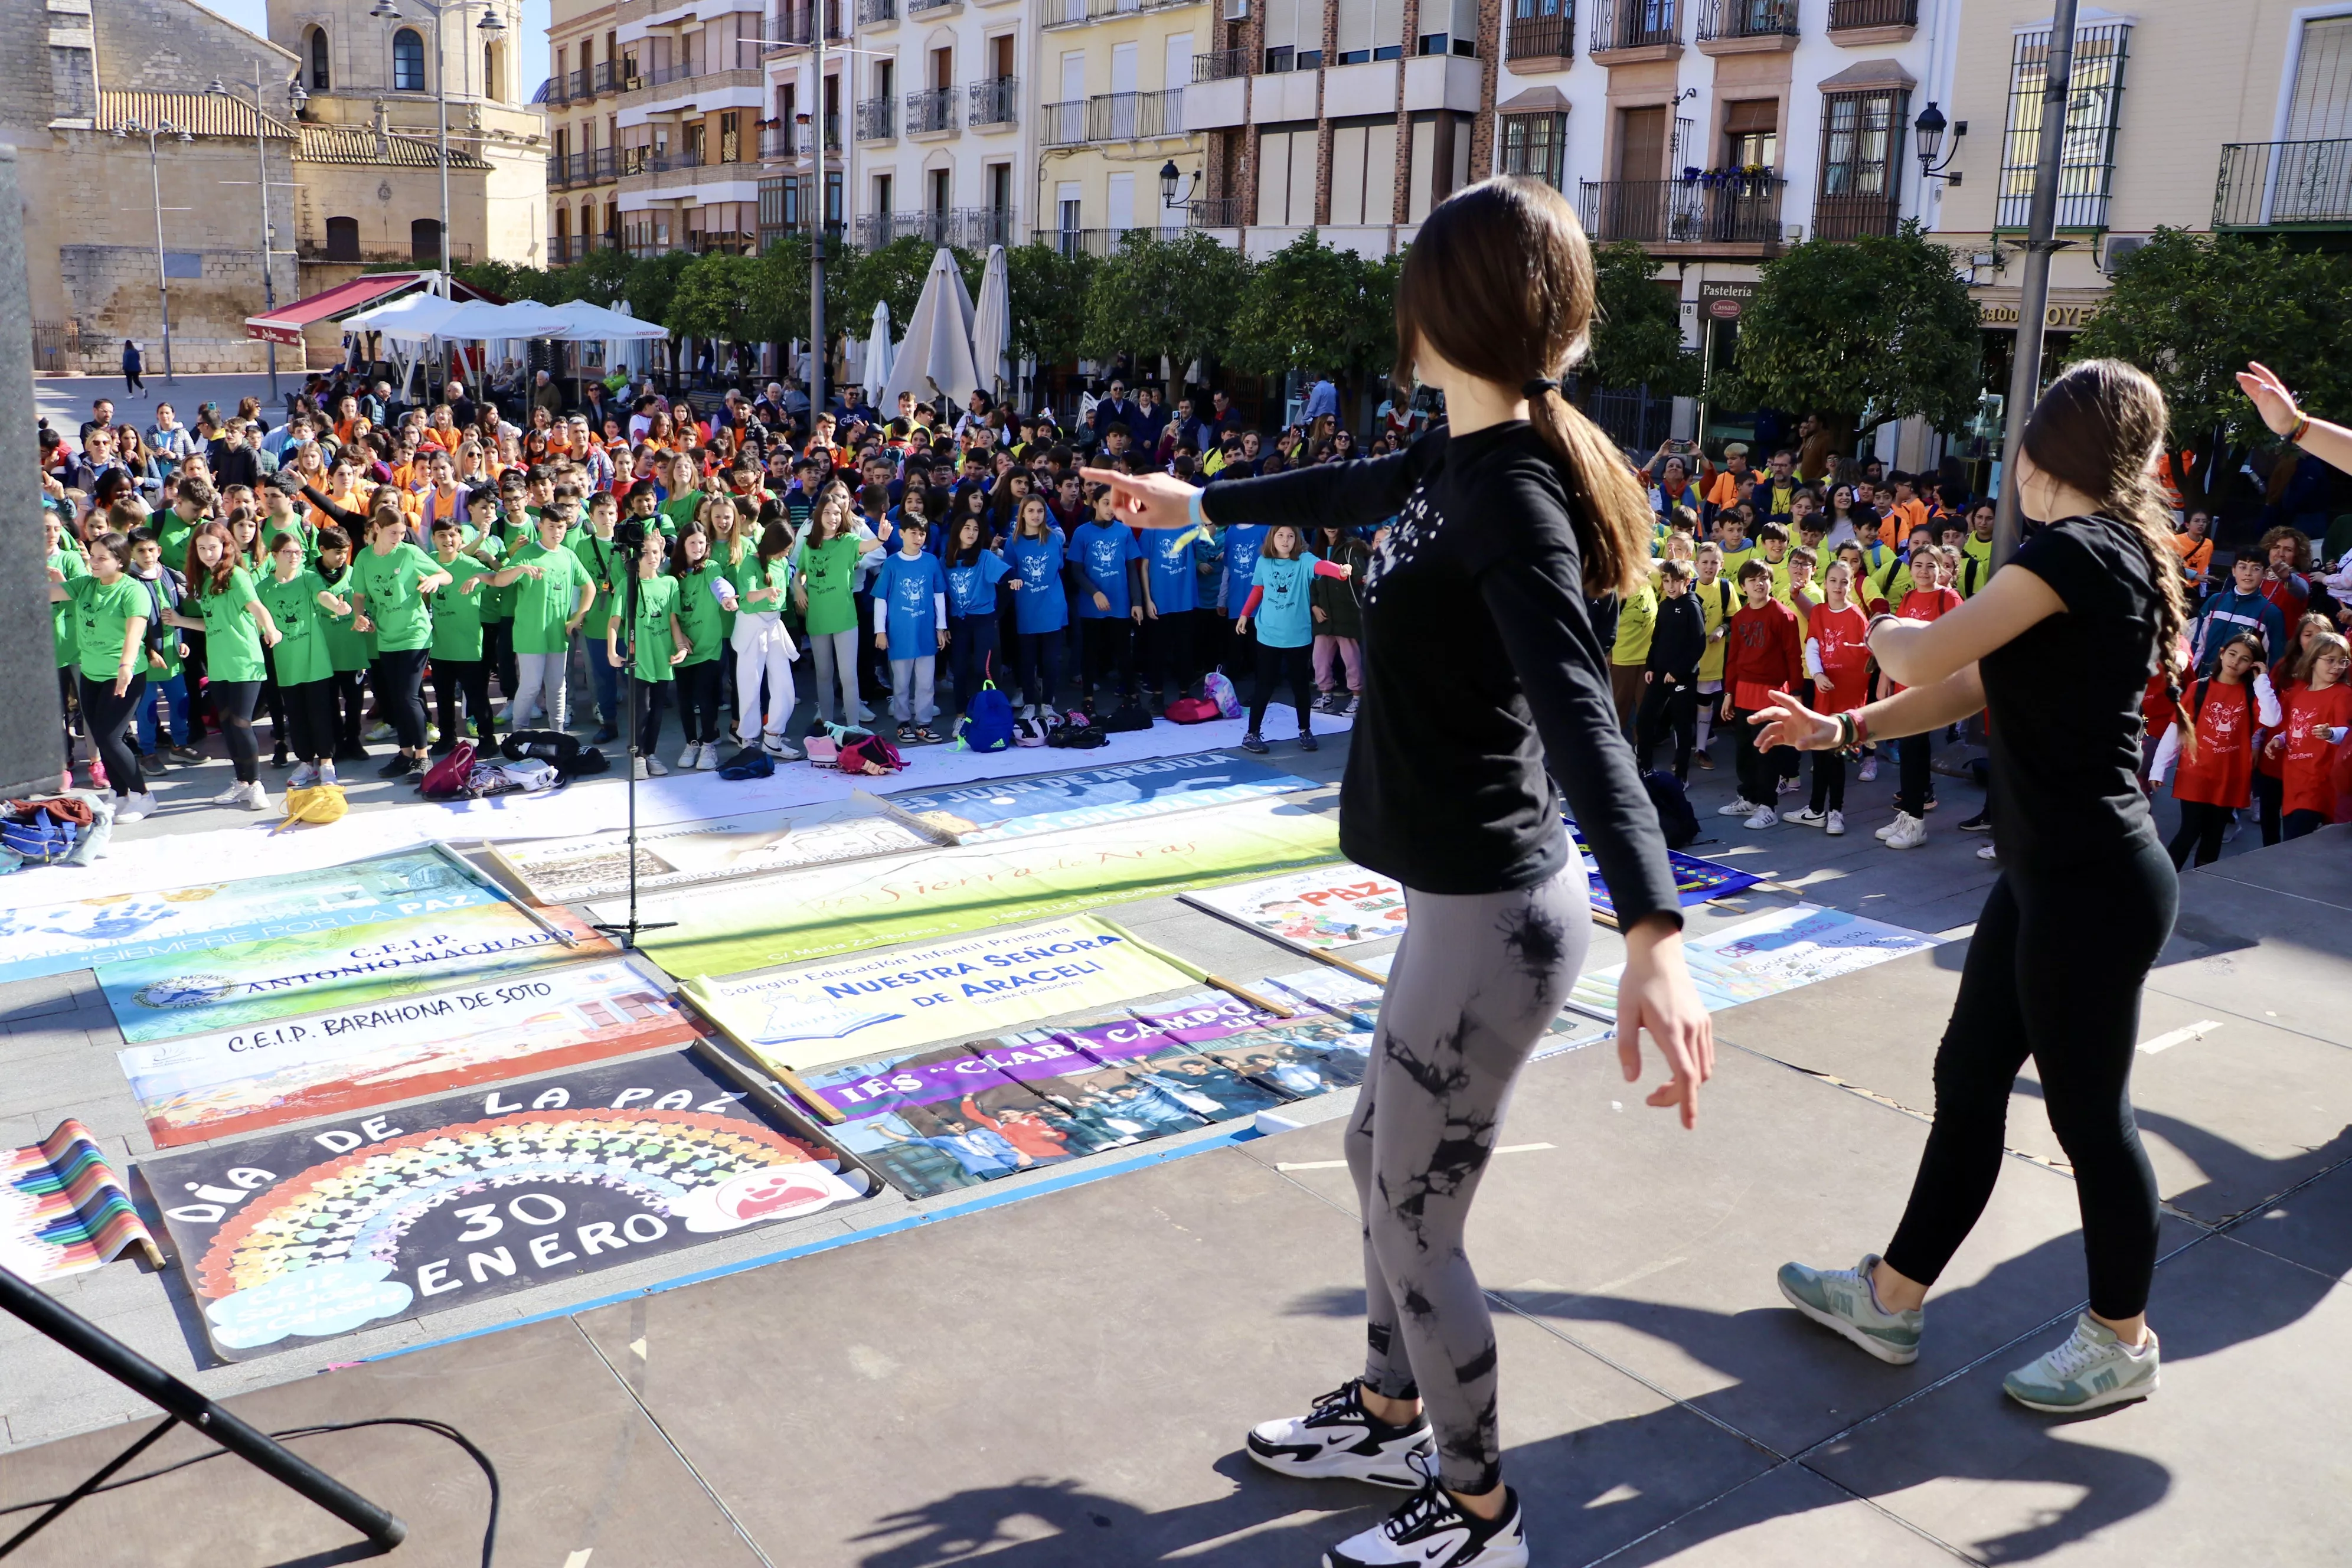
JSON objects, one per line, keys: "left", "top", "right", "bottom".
{"left": 1084, "top": 440, "right": 1430, "bottom": 533}
{"left": 2240, "top": 361, "right": 2352, "bottom": 476}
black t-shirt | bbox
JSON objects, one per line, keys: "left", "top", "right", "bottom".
{"left": 1981, "top": 513, "right": 2163, "bottom": 867}
{"left": 1203, "top": 422, "right": 1680, "bottom": 920}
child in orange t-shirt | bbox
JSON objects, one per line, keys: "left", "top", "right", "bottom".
{"left": 1789, "top": 559, "right": 1873, "bottom": 835}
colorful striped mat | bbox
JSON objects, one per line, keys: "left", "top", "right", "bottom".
{"left": 1, "top": 1119, "right": 164, "bottom": 1283}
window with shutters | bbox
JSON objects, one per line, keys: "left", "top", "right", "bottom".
{"left": 1814, "top": 87, "right": 1905, "bottom": 239}
{"left": 1263, "top": 0, "right": 1298, "bottom": 71}
{"left": 1257, "top": 123, "right": 1318, "bottom": 224}
{"left": 1419, "top": 0, "right": 1477, "bottom": 57}
{"left": 1329, "top": 118, "right": 1399, "bottom": 222}
{"left": 1337, "top": 0, "right": 1372, "bottom": 63}
{"left": 1501, "top": 112, "right": 1567, "bottom": 189}
{"left": 1722, "top": 97, "right": 1778, "bottom": 172}
{"left": 1997, "top": 20, "right": 2129, "bottom": 231}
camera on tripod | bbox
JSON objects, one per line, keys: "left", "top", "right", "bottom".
{"left": 613, "top": 515, "right": 650, "bottom": 553}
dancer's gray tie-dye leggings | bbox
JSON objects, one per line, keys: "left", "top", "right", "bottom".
{"left": 1345, "top": 862, "right": 1589, "bottom": 1495}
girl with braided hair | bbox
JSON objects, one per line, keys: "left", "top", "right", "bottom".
{"left": 1765, "top": 358, "right": 2191, "bottom": 1415}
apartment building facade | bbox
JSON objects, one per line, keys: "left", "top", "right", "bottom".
{"left": 1034, "top": 0, "right": 1206, "bottom": 253}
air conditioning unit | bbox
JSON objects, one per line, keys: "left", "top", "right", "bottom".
{"left": 625, "top": 75, "right": 645, "bottom": 92}
{"left": 1223, "top": 0, "right": 1247, "bottom": 17}
{"left": 2101, "top": 234, "right": 2148, "bottom": 276}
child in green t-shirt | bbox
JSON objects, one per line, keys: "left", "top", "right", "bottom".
{"left": 314, "top": 528, "right": 372, "bottom": 762}
{"left": 427, "top": 516, "right": 499, "bottom": 754}
{"left": 606, "top": 528, "right": 687, "bottom": 778}
{"left": 257, "top": 524, "right": 356, "bottom": 786}
{"left": 123, "top": 529, "right": 201, "bottom": 768}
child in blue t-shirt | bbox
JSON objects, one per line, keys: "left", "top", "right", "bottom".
{"left": 1236, "top": 524, "right": 1348, "bottom": 754}
{"left": 1070, "top": 490, "right": 1144, "bottom": 708}
{"left": 942, "top": 514, "right": 1010, "bottom": 714}
{"left": 1003, "top": 496, "right": 1067, "bottom": 717}
{"left": 873, "top": 517, "right": 949, "bottom": 739}
{"left": 1141, "top": 523, "right": 1206, "bottom": 702}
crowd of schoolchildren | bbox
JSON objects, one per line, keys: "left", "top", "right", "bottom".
{"left": 36, "top": 371, "right": 1406, "bottom": 821}
{"left": 1606, "top": 438, "right": 2352, "bottom": 861}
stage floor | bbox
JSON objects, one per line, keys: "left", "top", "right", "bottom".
{"left": 4, "top": 827, "right": 2346, "bottom": 1566}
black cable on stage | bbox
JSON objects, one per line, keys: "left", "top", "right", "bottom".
{"left": 0, "top": 1416, "right": 499, "bottom": 1567}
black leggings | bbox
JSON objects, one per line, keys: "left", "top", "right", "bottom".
{"left": 1895, "top": 733, "right": 1932, "bottom": 816}
{"left": 2252, "top": 772, "right": 2283, "bottom": 847}
{"left": 329, "top": 669, "right": 367, "bottom": 752}
{"left": 2284, "top": 807, "right": 2328, "bottom": 841}
{"left": 1249, "top": 641, "right": 1315, "bottom": 733}
{"left": 210, "top": 678, "right": 263, "bottom": 784}
{"left": 632, "top": 677, "right": 672, "bottom": 756}
{"left": 1018, "top": 630, "right": 1063, "bottom": 710}
{"left": 1145, "top": 607, "right": 1195, "bottom": 697}
{"left": 1634, "top": 681, "right": 1695, "bottom": 778}
{"left": 280, "top": 677, "right": 338, "bottom": 763}
{"left": 1080, "top": 616, "right": 1135, "bottom": 701}
{"left": 2167, "top": 798, "right": 2233, "bottom": 868}
{"left": 432, "top": 658, "right": 496, "bottom": 746}
{"left": 1808, "top": 748, "right": 1847, "bottom": 814}
{"left": 372, "top": 647, "right": 429, "bottom": 751}
{"left": 675, "top": 659, "right": 724, "bottom": 744}
{"left": 1884, "top": 841, "right": 2176, "bottom": 1320}
{"left": 80, "top": 672, "right": 146, "bottom": 796}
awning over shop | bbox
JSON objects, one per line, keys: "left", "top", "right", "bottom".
{"left": 245, "top": 273, "right": 440, "bottom": 346}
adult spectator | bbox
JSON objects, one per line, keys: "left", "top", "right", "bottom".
{"left": 1705, "top": 442, "right": 1752, "bottom": 522}
{"left": 1301, "top": 370, "right": 1340, "bottom": 426}
{"left": 1131, "top": 386, "right": 1170, "bottom": 453}
{"left": 532, "top": 370, "right": 566, "bottom": 420}
{"left": 80, "top": 398, "right": 116, "bottom": 445}
{"left": 1090, "top": 378, "right": 1138, "bottom": 447}
{"left": 1747, "top": 449, "right": 1800, "bottom": 525}
{"left": 210, "top": 423, "right": 262, "bottom": 491}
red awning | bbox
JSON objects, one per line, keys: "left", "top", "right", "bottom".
{"left": 245, "top": 273, "right": 436, "bottom": 345}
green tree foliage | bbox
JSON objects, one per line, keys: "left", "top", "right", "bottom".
{"left": 1226, "top": 230, "right": 1365, "bottom": 378}
{"left": 1584, "top": 239, "right": 1697, "bottom": 395}
{"left": 667, "top": 251, "right": 760, "bottom": 342}
{"left": 2072, "top": 227, "right": 2352, "bottom": 511}
{"left": 1081, "top": 229, "right": 1251, "bottom": 375}
{"left": 450, "top": 259, "right": 558, "bottom": 302}
{"left": 1005, "top": 241, "right": 1099, "bottom": 369}
{"left": 622, "top": 250, "right": 695, "bottom": 333}
{"left": 834, "top": 236, "right": 984, "bottom": 335}
{"left": 1715, "top": 221, "right": 1981, "bottom": 452}
{"left": 555, "top": 246, "right": 637, "bottom": 304}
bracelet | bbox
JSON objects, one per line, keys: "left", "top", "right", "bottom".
{"left": 1837, "top": 712, "right": 1857, "bottom": 750}
{"left": 2291, "top": 413, "right": 2312, "bottom": 446}
{"left": 1853, "top": 709, "right": 1871, "bottom": 746}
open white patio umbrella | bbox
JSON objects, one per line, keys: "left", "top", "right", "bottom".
{"left": 880, "top": 249, "right": 981, "bottom": 415}
{"left": 862, "top": 298, "right": 896, "bottom": 406}
{"left": 541, "top": 299, "right": 671, "bottom": 341}
{"left": 969, "top": 244, "right": 1011, "bottom": 403}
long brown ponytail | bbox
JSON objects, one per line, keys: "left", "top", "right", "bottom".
{"left": 2018, "top": 359, "right": 2194, "bottom": 753}
{"left": 1392, "top": 178, "right": 1656, "bottom": 596}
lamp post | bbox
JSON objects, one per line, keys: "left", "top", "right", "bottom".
{"left": 208, "top": 67, "right": 308, "bottom": 401}
{"left": 369, "top": 0, "right": 508, "bottom": 296}
{"left": 109, "top": 117, "right": 194, "bottom": 383}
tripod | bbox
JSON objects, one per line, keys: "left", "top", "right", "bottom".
{"left": 0, "top": 1264, "right": 404, "bottom": 1557}
{"left": 590, "top": 538, "right": 674, "bottom": 952}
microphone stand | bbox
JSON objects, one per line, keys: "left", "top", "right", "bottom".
{"left": 590, "top": 531, "right": 674, "bottom": 952}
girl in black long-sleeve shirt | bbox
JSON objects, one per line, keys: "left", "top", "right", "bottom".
{"left": 1084, "top": 179, "right": 1711, "bottom": 1568}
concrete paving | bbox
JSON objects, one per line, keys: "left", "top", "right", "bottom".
{"left": 4, "top": 720, "right": 2348, "bottom": 1564}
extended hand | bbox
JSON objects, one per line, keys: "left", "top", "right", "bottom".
{"left": 1077, "top": 467, "right": 1194, "bottom": 530}
{"left": 1615, "top": 916, "right": 1713, "bottom": 1130}
{"left": 1751, "top": 690, "right": 1840, "bottom": 752}
{"left": 2237, "top": 361, "right": 2301, "bottom": 438}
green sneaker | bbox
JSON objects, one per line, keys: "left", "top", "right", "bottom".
{"left": 2002, "top": 1314, "right": 2159, "bottom": 1413}
{"left": 1777, "top": 1253, "right": 1923, "bottom": 1365}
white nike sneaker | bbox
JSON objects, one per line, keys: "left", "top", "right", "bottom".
{"left": 242, "top": 781, "right": 270, "bottom": 812}
{"left": 2002, "top": 1314, "right": 2159, "bottom": 1413}
{"left": 1826, "top": 809, "right": 1847, "bottom": 837}
{"left": 677, "top": 741, "right": 703, "bottom": 770}
{"left": 1744, "top": 805, "right": 1778, "bottom": 830}
{"left": 1857, "top": 754, "right": 1879, "bottom": 781}
{"left": 646, "top": 757, "right": 669, "bottom": 777}
{"left": 1874, "top": 816, "right": 1902, "bottom": 840}
{"left": 1884, "top": 812, "right": 1927, "bottom": 850}
{"left": 211, "top": 782, "right": 250, "bottom": 806}
{"left": 697, "top": 743, "right": 723, "bottom": 770}
{"left": 1786, "top": 806, "right": 1827, "bottom": 828}
{"left": 1717, "top": 798, "right": 1760, "bottom": 817}
{"left": 1977, "top": 842, "right": 1998, "bottom": 861}
{"left": 1246, "top": 1380, "right": 1436, "bottom": 1490}
{"left": 113, "top": 791, "right": 158, "bottom": 823}
{"left": 1322, "top": 1453, "right": 1528, "bottom": 1568}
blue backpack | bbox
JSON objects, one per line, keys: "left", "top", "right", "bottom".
{"left": 959, "top": 656, "right": 1014, "bottom": 753}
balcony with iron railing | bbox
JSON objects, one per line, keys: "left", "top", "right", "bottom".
{"left": 759, "top": 118, "right": 843, "bottom": 158}
{"left": 1578, "top": 174, "right": 1785, "bottom": 247}
{"left": 1194, "top": 46, "right": 1250, "bottom": 81}
{"left": 1589, "top": 0, "right": 1680, "bottom": 57}
{"left": 1043, "top": 0, "right": 1202, "bottom": 25}
{"left": 906, "top": 85, "right": 959, "bottom": 136}
{"left": 769, "top": 4, "right": 849, "bottom": 46}
{"left": 1812, "top": 182, "right": 1902, "bottom": 240}
{"left": 968, "top": 76, "right": 1019, "bottom": 128}
{"left": 858, "top": 208, "right": 1018, "bottom": 249}
{"left": 1696, "top": 0, "right": 1796, "bottom": 50}
{"left": 298, "top": 239, "right": 474, "bottom": 264}
{"left": 856, "top": 96, "right": 896, "bottom": 141}
{"left": 1505, "top": 8, "right": 1574, "bottom": 65}
{"left": 2215, "top": 140, "right": 2352, "bottom": 231}
{"left": 1187, "top": 195, "right": 1243, "bottom": 227}
{"left": 907, "top": 0, "right": 962, "bottom": 15}
{"left": 1826, "top": 0, "right": 1917, "bottom": 38}
{"left": 1034, "top": 226, "right": 1185, "bottom": 256}
{"left": 547, "top": 146, "right": 621, "bottom": 187}
{"left": 857, "top": 0, "right": 897, "bottom": 21}
{"left": 547, "top": 233, "right": 621, "bottom": 264}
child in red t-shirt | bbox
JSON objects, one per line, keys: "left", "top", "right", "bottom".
{"left": 1719, "top": 558, "right": 1804, "bottom": 828}
{"left": 2156, "top": 632, "right": 2278, "bottom": 867}
{"left": 2267, "top": 631, "right": 2352, "bottom": 838}
{"left": 1881, "top": 545, "right": 1964, "bottom": 835}
{"left": 1788, "top": 559, "right": 1872, "bottom": 836}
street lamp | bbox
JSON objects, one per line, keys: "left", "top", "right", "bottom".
{"left": 370, "top": 0, "right": 508, "bottom": 296}
{"left": 109, "top": 117, "right": 194, "bottom": 383}
{"left": 1914, "top": 102, "right": 1965, "bottom": 187}
{"left": 208, "top": 67, "right": 307, "bottom": 400}
{"left": 1158, "top": 160, "right": 1201, "bottom": 220}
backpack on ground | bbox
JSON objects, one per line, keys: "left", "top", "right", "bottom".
{"left": 1165, "top": 696, "right": 1220, "bottom": 724}
{"left": 1100, "top": 696, "right": 1153, "bottom": 733}
{"left": 1642, "top": 770, "right": 1701, "bottom": 851}
{"left": 838, "top": 733, "right": 906, "bottom": 773}
{"left": 1202, "top": 669, "right": 1241, "bottom": 718}
{"left": 1047, "top": 711, "right": 1108, "bottom": 749}
{"left": 1012, "top": 715, "right": 1048, "bottom": 747}
{"left": 0, "top": 810, "right": 74, "bottom": 864}
{"left": 417, "top": 741, "right": 480, "bottom": 799}
{"left": 959, "top": 658, "right": 1014, "bottom": 752}
{"left": 279, "top": 783, "right": 349, "bottom": 828}
{"left": 717, "top": 744, "right": 775, "bottom": 780}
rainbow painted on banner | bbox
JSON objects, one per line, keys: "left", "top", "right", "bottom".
{"left": 0, "top": 1119, "right": 164, "bottom": 1283}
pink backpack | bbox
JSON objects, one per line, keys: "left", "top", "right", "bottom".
{"left": 1165, "top": 697, "right": 1221, "bottom": 724}
{"left": 837, "top": 733, "right": 906, "bottom": 775}
{"left": 417, "top": 741, "right": 480, "bottom": 799}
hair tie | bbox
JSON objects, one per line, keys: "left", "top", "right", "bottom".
{"left": 1521, "top": 378, "right": 1560, "bottom": 399}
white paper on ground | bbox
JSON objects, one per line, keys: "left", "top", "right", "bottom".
{"left": 0, "top": 712, "right": 1350, "bottom": 911}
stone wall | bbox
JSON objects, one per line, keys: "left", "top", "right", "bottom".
{"left": 61, "top": 244, "right": 293, "bottom": 374}
{"left": 93, "top": 0, "right": 295, "bottom": 94}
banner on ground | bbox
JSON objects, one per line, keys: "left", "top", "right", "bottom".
{"left": 119, "top": 960, "right": 705, "bottom": 1149}
{"left": 1, "top": 1120, "right": 163, "bottom": 1283}
{"left": 1181, "top": 865, "right": 1406, "bottom": 950}
{"left": 886, "top": 753, "right": 1315, "bottom": 843}
{"left": 806, "top": 991, "right": 1377, "bottom": 1198}
{"left": 145, "top": 1051, "right": 865, "bottom": 1362}
{"left": 680, "top": 916, "right": 1198, "bottom": 1069}
{"left": 619, "top": 796, "right": 1342, "bottom": 978}
{"left": 485, "top": 793, "right": 956, "bottom": 906}
{"left": 1570, "top": 903, "right": 1941, "bottom": 1017}
{"left": 97, "top": 903, "right": 610, "bottom": 1044}
{"left": 0, "top": 850, "right": 498, "bottom": 986}
{"left": 1566, "top": 820, "right": 1765, "bottom": 924}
